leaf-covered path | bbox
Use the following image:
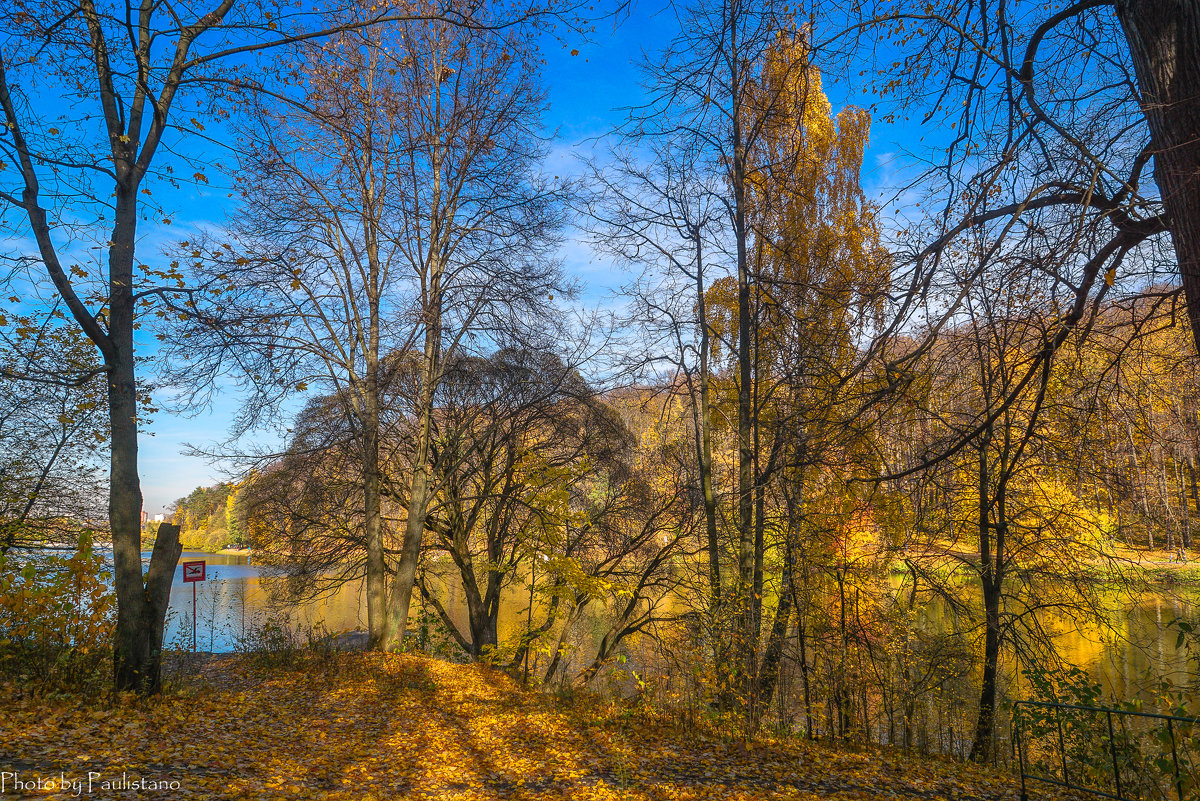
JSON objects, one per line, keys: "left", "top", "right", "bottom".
{"left": 1, "top": 655, "right": 1051, "bottom": 800}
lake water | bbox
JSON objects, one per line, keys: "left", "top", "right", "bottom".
{"left": 160, "top": 551, "right": 369, "bottom": 651}
{"left": 147, "top": 551, "right": 1200, "bottom": 708}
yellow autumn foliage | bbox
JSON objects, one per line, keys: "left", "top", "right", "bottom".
{"left": 0, "top": 653, "right": 1054, "bottom": 800}
{"left": 0, "top": 534, "right": 115, "bottom": 694}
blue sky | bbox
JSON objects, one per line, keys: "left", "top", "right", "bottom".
{"left": 135, "top": 0, "right": 919, "bottom": 513}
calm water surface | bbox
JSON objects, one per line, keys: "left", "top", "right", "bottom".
{"left": 127, "top": 550, "right": 1200, "bottom": 705}
{"left": 154, "top": 551, "right": 368, "bottom": 651}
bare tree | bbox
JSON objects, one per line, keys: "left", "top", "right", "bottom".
{"left": 373, "top": 16, "right": 569, "bottom": 650}
{"left": 838, "top": 0, "right": 1190, "bottom": 397}
{"left": 598, "top": 0, "right": 813, "bottom": 708}
{"left": 0, "top": 0, "right": 592, "bottom": 691}
{"left": 876, "top": 255, "right": 1120, "bottom": 760}
{"left": 582, "top": 140, "right": 727, "bottom": 610}
{"left": 170, "top": 14, "right": 568, "bottom": 650}
{"left": 0, "top": 309, "right": 107, "bottom": 553}
{"left": 410, "top": 349, "right": 640, "bottom": 662}
{"left": 169, "top": 23, "right": 433, "bottom": 645}
{"left": 591, "top": 16, "right": 889, "bottom": 727}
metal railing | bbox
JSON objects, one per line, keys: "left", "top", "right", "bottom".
{"left": 1013, "top": 700, "right": 1200, "bottom": 801}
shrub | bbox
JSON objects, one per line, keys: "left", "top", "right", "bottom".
{"left": 0, "top": 534, "right": 115, "bottom": 695}
{"left": 233, "top": 612, "right": 343, "bottom": 676}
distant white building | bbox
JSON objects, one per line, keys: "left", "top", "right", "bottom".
{"left": 153, "top": 513, "right": 165, "bottom": 523}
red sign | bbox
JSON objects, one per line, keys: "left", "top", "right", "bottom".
{"left": 182, "top": 560, "right": 206, "bottom": 583}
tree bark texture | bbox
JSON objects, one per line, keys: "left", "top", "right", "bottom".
{"left": 1117, "top": 0, "right": 1200, "bottom": 349}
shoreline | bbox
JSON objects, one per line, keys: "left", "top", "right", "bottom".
{"left": 887, "top": 546, "right": 1200, "bottom": 584}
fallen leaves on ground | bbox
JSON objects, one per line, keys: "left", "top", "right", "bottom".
{"left": 0, "top": 654, "right": 1075, "bottom": 800}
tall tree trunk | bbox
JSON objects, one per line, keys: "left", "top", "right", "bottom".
{"left": 970, "top": 435, "right": 1003, "bottom": 763}
{"left": 836, "top": 566, "right": 850, "bottom": 738}
{"left": 752, "top": 456, "right": 766, "bottom": 646}
{"left": 1128, "top": 422, "right": 1154, "bottom": 547}
{"left": 1117, "top": 0, "right": 1200, "bottom": 350}
{"left": 7, "top": 90, "right": 183, "bottom": 691}
{"left": 970, "top": 576, "right": 1002, "bottom": 763}
{"left": 382, "top": 259, "right": 442, "bottom": 650}
{"left": 363, "top": 139, "right": 387, "bottom": 647}
{"left": 692, "top": 237, "right": 722, "bottom": 606}
{"left": 109, "top": 191, "right": 182, "bottom": 692}
{"left": 756, "top": 532, "right": 795, "bottom": 718}
{"left": 383, "top": 407, "right": 434, "bottom": 651}
{"left": 758, "top": 457, "right": 803, "bottom": 725}
{"left": 1176, "top": 460, "right": 1191, "bottom": 549}
{"left": 729, "top": 4, "right": 760, "bottom": 713}
{"left": 1188, "top": 456, "right": 1200, "bottom": 547}
{"left": 363, "top": 385, "right": 386, "bottom": 645}
{"left": 797, "top": 611, "right": 814, "bottom": 739}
